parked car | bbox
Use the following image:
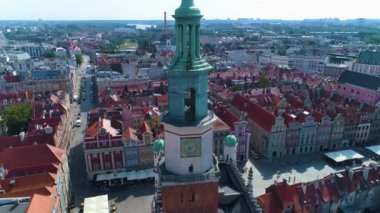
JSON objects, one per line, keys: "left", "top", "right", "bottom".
{"left": 75, "top": 119, "right": 82, "bottom": 127}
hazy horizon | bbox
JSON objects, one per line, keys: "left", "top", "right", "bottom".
{"left": 0, "top": 0, "right": 378, "bottom": 21}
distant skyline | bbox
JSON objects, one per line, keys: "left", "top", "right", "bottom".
{"left": 0, "top": 0, "right": 378, "bottom": 21}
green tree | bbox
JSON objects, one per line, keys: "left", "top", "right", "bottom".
{"left": 2, "top": 104, "right": 32, "bottom": 136}
{"left": 43, "top": 51, "right": 55, "bottom": 58}
{"left": 75, "top": 54, "right": 84, "bottom": 66}
{"left": 257, "top": 76, "right": 270, "bottom": 88}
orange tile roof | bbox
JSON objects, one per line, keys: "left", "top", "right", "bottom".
{"left": 157, "top": 94, "right": 168, "bottom": 106}
{"left": 213, "top": 116, "right": 231, "bottom": 131}
{"left": 140, "top": 122, "right": 152, "bottom": 134}
{"left": 26, "top": 193, "right": 54, "bottom": 213}
{"left": 124, "top": 127, "right": 138, "bottom": 141}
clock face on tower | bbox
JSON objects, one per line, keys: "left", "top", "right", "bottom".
{"left": 180, "top": 137, "right": 201, "bottom": 158}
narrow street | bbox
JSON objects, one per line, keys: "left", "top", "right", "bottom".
{"left": 67, "top": 57, "right": 154, "bottom": 213}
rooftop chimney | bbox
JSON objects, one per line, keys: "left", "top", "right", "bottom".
{"left": 18, "top": 131, "right": 25, "bottom": 143}
{"left": 45, "top": 126, "right": 53, "bottom": 134}
{"left": 164, "top": 12, "right": 167, "bottom": 34}
{"left": 348, "top": 169, "right": 355, "bottom": 181}
{"left": 363, "top": 167, "right": 370, "bottom": 181}
{"left": 301, "top": 182, "right": 307, "bottom": 195}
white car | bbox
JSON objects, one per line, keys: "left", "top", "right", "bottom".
{"left": 75, "top": 119, "right": 82, "bottom": 127}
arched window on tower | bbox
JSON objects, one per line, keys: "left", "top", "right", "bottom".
{"left": 184, "top": 88, "right": 196, "bottom": 121}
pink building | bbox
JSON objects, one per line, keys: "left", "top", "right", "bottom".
{"left": 84, "top": 118, "right": 125, "bottom": 181}
{"left": 337, "top": 70, "right": 380, "bottom": 105}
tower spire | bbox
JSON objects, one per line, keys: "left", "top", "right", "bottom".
{"left": 180, "top": 0, "right": 195, "bottom": 8}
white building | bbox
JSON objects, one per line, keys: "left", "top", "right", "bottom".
{"left": 288, "top": 55, "right": 326, "bottom": 74}
{"left": 228, "top": 50, "right": 256, "bottom": 67}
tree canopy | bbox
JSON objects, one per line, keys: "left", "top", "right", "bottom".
{"left": 2, "top": 104, "right": 32, "bottom": 136}
{"left": 75, "top": 53, "right": 84, "bottom": 66}
{"left": 257, "top": 76, "right": 270, "bottom": 88}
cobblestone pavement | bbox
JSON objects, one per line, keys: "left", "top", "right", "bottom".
{"left": 241, "top": 152, "right": 378, "bottom": 196}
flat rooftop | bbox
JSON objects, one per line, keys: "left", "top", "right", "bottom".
{"left": 324, "top": 149, "right": 364, "bottom": 163}
{"left": 366, "top": 145, "right": 380, "bottom": 156}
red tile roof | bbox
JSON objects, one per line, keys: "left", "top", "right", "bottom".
{"left": 286, "top": 95, "right": 304, "bottom": 109}
{"left": 257, "top": 192, "right": 282, "bottom": 213}
{"left": 2, "top": 75, "right": 20, "bottom": 83}
{"left": 311, "top": 111, "right": 324, "bottom": 123}
{"left": 213, "top": 116, "right": 231, "bottom": 131}
{"left": 232, "top": 94, "right": 276, "bottom": 132}
{"left": 157, "top": 94, "right": 168, "bottom": 107}
{"left": 212, "top": 102, "right": 238, "bottom": 129}
{"left": 140, "top": 122, "right": 152, "bottom": 134}
{"left": 124, "top": 127, "right": 138, "bottom": 141}
{"left": 0, "top": 144, "right": 65, "bottom": 177}
{"left": 0, "top": 173, "right": 56, "bottom": 198}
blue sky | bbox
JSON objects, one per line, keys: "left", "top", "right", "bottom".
{"left": 0, "top": 0, "right": 378, "bottom": 20}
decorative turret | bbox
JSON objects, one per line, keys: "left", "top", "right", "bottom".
{"left": 153, "top": 139, "right": 165, "bottom": 152}
{"left": 223, "top": 134, "right": 238, "bottom": 161}
{"left": 247, "top": 167, "right": 254, "bottom": 197}
{"left": 225, "top": 134, "right": 238, "bottom": 147}
{"left": 175, "top": 0, "right": 201, "bottom": 16}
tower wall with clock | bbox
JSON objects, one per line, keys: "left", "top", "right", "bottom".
{"left": 164, "top": 120, "right": 214, "bottom": 175}
{"left": 153, "top": 0, "right": 220, "bottom": 213}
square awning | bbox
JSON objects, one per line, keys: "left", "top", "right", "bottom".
{"left": 126, "top": 171, "right": 137, "bottom": 181}
{"left": 96, "top": 171, "right": 128, "bottom": 182}
{"left": 136, "top": 170, "right": 147, "bottom": 180}
{"left": 324, "top": 149, "right": 364, "bottom": 163}
{"left": 366, "top": 145, "right": 380, "bottom": 156}
{"left": 84, "top": 195, "right": 109, "bottom": 213}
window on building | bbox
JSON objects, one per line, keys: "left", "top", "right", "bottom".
{"left": 189, "top": 164, "right": 193, "bottom": 173}
{"left": 190, "top": 192, "right": 195, "bottom": 202}
{"left": 180, "top": 193, "right": 184, "bottom": 203}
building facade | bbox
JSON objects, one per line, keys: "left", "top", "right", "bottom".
{"left": 353, "top": 51, "right": 380, "bottom": 75}
{"left": 337, "top": 70, "right": 380, "bottom": 105}
{"left": 83, "top": 119, "right": 125, "bottom": 180}
{"left": 233, "top": 118, "right": 251, "bottom": 162}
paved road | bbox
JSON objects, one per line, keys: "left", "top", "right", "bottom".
{"left": 0, "top": 31, "right": 7, "bottom": 47}
{"left": 67, "top": 66, "right": 154, "bottom": 213}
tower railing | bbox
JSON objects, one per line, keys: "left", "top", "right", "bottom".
{"left": 219, "top": 158, "right": 263, "bottom": 213}
{"left": 155, "top": 153, "right": 220, "bottom": 183}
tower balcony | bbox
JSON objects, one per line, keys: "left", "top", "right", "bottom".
{"left": 154, "top": 152, "right": 220, "bottom": 184}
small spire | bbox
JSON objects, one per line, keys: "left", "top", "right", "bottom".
{"left": 248, "top": 167, "right": 253, "bottom": 184}
{"left": 180, "top": 0, "right": 195, "bottom": 8}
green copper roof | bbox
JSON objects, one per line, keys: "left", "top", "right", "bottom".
{"left": 338, "top": 70, "right": 380, "bottom": 91}
{"left": 357, "top": 51, "right": 380, "bottom": 65}
{"left": 153, "top": 139, "right": 165, "bottom": 152}
{"left": 175, "top": 0, "right": 201, "bottom": 17}
{"left": 224, "top": 135, "right": 238, "bottom": 147}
